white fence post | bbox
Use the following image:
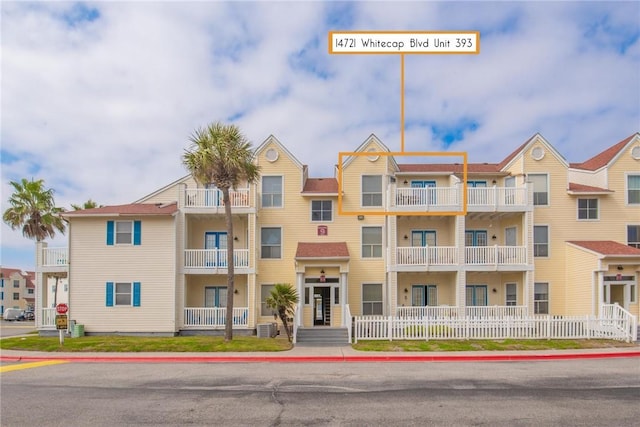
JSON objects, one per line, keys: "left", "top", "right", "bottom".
{"left": 388, "top": 316, "right": 393, "bottom": 341}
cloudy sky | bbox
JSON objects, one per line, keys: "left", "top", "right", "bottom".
{"left": 2, "top": 1, "right": 639, "bottom": 271}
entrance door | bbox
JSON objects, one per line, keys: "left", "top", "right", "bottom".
{"left": 609, "top": 285, "right": 625, "bottom": 307}
{"left": 313, "top": 286, "right": 331, "bottom": 326}
{"left": 205, "top": 286, "right": 227, "bottom": 324}
{"left": 205, "top": 232, "right": 228, "bottom": 267}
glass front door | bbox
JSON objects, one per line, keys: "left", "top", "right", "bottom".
{"left": 205, "top": 231, "right": 228, "bottom": 267}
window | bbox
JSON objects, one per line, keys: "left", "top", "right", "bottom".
{"left": 631, "top": 284, "right": 637, "bottom": 304}
{"left": 261, "top": 284, "right": 275, "bottom": 316}
{"left": 362, "top": 175, "right": 382, "bottom": 207}
{"left": 311, "top": 200, "right": 332, "bottom": 221}
{"left": 628, "top": 225, "right": 640, "bottom": 248}
{"left": 106, "top": 282, "right": 141, "bottom": 307}
{"left": 13, "top": 293, "right": 19, "bottom": 300}
{"left": 577, "top": 198, "right": 598, "bottom": 220}
{"left": 13, "top": 280, "right": 19, "bottom": 288}
{"left": 533, "top": 225, "right": 549, "bottom": 257}
{"left": 412, "top": 285, "right": 437, "bottom": 306}
{"left": 262, "top": 176, "right": 283, "bottom": 207}
{"left": 107, "top": 220, "right": 141, "bottom": 245}
{"left": 28, "top": 289, "right": 34, "bottom": 294}
{"left": 628, "top": 175, "right": 640, "bottom": 204}
{"left": 534, "top": 282, "right": 549, "bottom": 314}
{"left": 466, "top": 285, "right": 487, "bottom": 306}
{"left": 362, "top": 283, "right": 383, "bottom": 315}
{"left": 529, "top": 174, "right": 548, "bottom": 205}
{"left": 261, "top": 227, "right": 282, "bottom": 259}
{"left": 334, "top": 287, "right": 340, "bottom": 304}
{"left": 505, "top": 283, "right": 517, "bottom": 306}
{"left": 362, "top": 227, "right": 382, "bottom": 258}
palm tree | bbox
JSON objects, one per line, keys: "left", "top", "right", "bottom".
{"left": 266, "top": 284, "right": 299, "bottom": 342}
{"left": 71, "top": 199, "right": 101, "bottom": 210}
{"left": 182, "top": 122, "right": 260, "bottom": 341}
{"left": 3, "top": 178, "right": 66, "bottom": 241}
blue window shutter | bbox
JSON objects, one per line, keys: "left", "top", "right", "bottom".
{"left": 106, "top": 221, "right": 114, "bottom": 245}
{"left": 133, "top": 221, "right": 141, "bottom": 245}
{"left": 106, "top": 282, "right": 114, "bottom": 306}
{"left": 133, "top": 282, "right": 141, "bottom": 307}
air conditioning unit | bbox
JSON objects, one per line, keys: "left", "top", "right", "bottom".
{"left": 257, "top": 323, "right": 272, "bottom": 338}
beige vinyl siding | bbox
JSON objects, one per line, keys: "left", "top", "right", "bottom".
{"left": 142, "top": 177, "right": 197, "bottom": 204}
{"left": 396, "top": 217, "right": 455, "bottom": 246}
{"left": 184, "top": 275, "right": 248, "bottom": 307}
{"left": 397, "top": 272, "right": 457, "bottom": 306}
{"left": 69, "top": 216, "right": 176, "bottom": 333}
{"left": 567, "top": 168, "right": 607, "bottom": 189}
{"left": 564, "top": 245, "right": 598, "bottom": 315}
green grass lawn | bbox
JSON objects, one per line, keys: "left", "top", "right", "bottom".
{"left": 0, "top": 335, "right": 292, "bottom": 352}
{"left": 352, "top": 339, "right": 638, "bottom": 352}
{"left": 0, "top": 335, "right": 636, "bottom": 353}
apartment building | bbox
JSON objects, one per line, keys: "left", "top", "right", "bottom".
{"left": 34, "top": 132, "right": 640, "bottom": 336}
{"left": 0, "top": 267, "right": 35, "bottom": 314}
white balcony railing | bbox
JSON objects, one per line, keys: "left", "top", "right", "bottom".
{"left": 42, "top": 247, "right": 68, "bottom": 267}
{"left": 41, "top": 308, "right": 57, "bottom": 328}
{"left": 468, "top": 187, "right": 528, "bottom": 209}
{"left": 465, "top": 246, "right": 527, "bottom": 265}
{"left": 184, "top": 188, "right": 250, "bottom": 208}
{"left": 393, "top": 186, "right": 528, "bottom": 210}
{"left": 396, "top": 246, "right": 458, "bottom": 266}
{"left": 184, "top": 249, "right": 249, "bottom": 269}
{"left": 394, "top": 187, "right": 459, "bottom": 208}
{"left": 183, "top": 307, "right": 249, "bottom": 328}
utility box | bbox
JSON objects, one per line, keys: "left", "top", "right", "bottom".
{"left": 257, "top": 323, "right": 272, "bottom": 338}
{"left": 71, "top": 324, "right": 84, "bottom": 338}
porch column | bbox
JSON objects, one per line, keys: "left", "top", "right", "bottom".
{"left": 296, "top": 272, "right": 304, "bottom": 327}
{"left": 596, "top": 271, "right": 604, "bottom": 316}
{"left": 341, "top": 272, "right": 348, "bottom": 327}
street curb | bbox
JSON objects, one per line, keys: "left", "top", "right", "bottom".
{"left": 2, "top": 351, "right": 639, "bottom": 363}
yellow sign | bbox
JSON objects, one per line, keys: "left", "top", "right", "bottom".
{"left": 56, "top": 315, "right": 68, "bottom": 330}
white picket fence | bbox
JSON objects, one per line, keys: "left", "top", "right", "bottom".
{"left": 354, "top": 304, "right": 636, "bottom": 343}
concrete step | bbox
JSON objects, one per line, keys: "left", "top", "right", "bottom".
{"left": 295, "top": 327, "right": 350, "bottom": 346}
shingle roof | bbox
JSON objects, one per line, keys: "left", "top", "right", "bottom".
{"left": 496, "top": 135, "right": 536, "bottom": 170}
{"left": 64, "top": 202, "right": 179, "bottom": 217}
{"left": 567, "top": 183, "right": 613, "bottom": 193}
{"left": 397, "top": 163, "right": 500, "bottom": 173}
{"left": 569, "top": 134, "right": 637, "bottom": 171}
{"left": 302, "top": 178, "right": 339, "bottom": 193}
{"left": 295, "top": 242, "right": 350, "bottom": 259}
{"left": 567, "top": 241, "right": 640, "bottom": 256}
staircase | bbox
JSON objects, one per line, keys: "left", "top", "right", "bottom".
{"left": 295, "top": 327, "right": 350, "bottom": 347}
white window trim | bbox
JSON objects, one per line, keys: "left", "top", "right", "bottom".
{"left": 361, "top": 225, "right": 383, "bottom": 259}
{"left": 534, "top": 282, "right": 550, "bottom": 315}
{"left": 310, "top": 199, "right": 334, "bottom": 223}
{"left": 362, "top": 283, "right": 384, "bottom": 316}
{"left": 115, "top": 220, "right": 134, "bottom": 245}
{"left": 505, "top": 282, "right": 517, "bottom": 306}
{"left": 625, "top": 172, "right": 640, "bottom": 206}
{"left": 576, "top": 198, "right": 599, "bottom": 221}
{"left": 360, "top": 174, "right": 383, "bottom": 208}
{"left": 260, "top": 226, "right": 283, "bottom": 260}
{"left": 114, "top": 282, "right": 133, "bottom": 307}
{"left": 626, "top": 223, "right": 640, "bottom": 248}
{"left": 259, "top": 283, "right": 276, "bottom": 317}
{"left": 533, "top": 224, "right": 550, "bottom": 258}
{"left": 261, "top": 175, "right": 284, "bottom": 209}
{"left": 528, "top": 173, "right": 550, "bottom": 207}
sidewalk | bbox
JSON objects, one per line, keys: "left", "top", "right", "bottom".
{"left": 2, "top": 344, "right": 639, "bottom": 363}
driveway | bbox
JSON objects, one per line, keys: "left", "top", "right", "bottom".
{"left": 0, "top": 320, "right": 36, "bottom": 338}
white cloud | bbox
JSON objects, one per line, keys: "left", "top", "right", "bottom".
{"left": 1, "top": 1, "right": 638, "bottom": 270}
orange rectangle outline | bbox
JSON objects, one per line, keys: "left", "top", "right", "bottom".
{"left": 337, "top": 151, "right": 468, "bottom": 216}
{"left": 328, "top": 30, "right": 480, "bottom": 55}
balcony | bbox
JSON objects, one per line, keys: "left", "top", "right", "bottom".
{"left": 392, "top": 186, "right": 530, "bottom": 212}
{"left": 183, "top": 307, "right": 249, "bottom": 329}
{"left": 395, "top": 246, "right": 458, "bottom": 271}
{"left": 182, "top": 188, "right": 251, "bottom": 211}
{"left": 394, "top": 245, "right": 528, "bottom": 271}
{"left": 40, "top": 247, "right": 68, "bottom": 272}
{"left": 465, "top": 246, "right": 528, "bottom": 270}
{"left": 467, "top": 187, "right": 529, "bottom": 211}
{"left": 184, "top": 249, "right": 250, "bottom": 273}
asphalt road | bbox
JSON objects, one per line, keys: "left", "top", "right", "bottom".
{"left": 0, "top": 320, "right": 36, "bottom": 337}
{"left": 2, "top": 357, "right": 639, "bottom": 426}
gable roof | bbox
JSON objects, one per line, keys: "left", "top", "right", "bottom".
{"left": 295, "top": 242, "right": 350, "bottom": 259}
{"left": 497, "top": 134, "right": 536, "bottom": 170}
{"left": 302, "top": 178, "right": 339, "bottom": 194}
{"left": 254, "top": 135, "right": 304, "bottom": 170}
{"left": 341, "top": 134, "right": 392, "bottom": 169}
{"left": 63, "top": 202, "right": 179, "bottom": 218}
{"left": 567, "top": 241, "right": 640, "bottom": 257}
{"left": 496, "top": 133, "right": 568, "bottom": 171}
{"left": 569, "top": 133, "right": 639, "bottom": 171}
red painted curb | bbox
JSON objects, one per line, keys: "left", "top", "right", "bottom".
{"left": 2, "top": 351, "right": 639, "bottom": 363}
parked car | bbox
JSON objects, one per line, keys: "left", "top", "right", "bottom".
{"left": 3, "top": 308, "right": 24, "bottom": 321}
{"left": 23, "top": 310, "right": 35, "bottom": 321}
